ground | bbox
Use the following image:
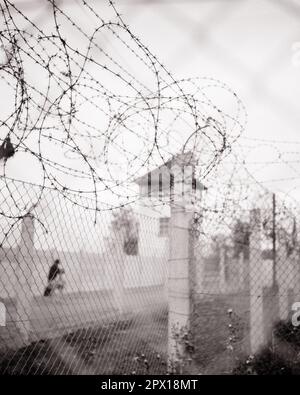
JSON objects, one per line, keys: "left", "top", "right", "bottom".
{"left": 0, "top": 311, "right": 168, "bottom": 375}
{"left": 0, "top": 291, "right": 252, "bottom": 375}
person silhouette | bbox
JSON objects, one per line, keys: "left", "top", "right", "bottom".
{"left": 44, "top": 259, "right": 65, "bottom": 297}
{"left": 0, "top": 136, "right": 15, "bottom": 161}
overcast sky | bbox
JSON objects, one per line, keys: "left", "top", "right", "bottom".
{"left": 117, "top": 0, "right": 300, "bottom": 199}
{"left": 1, "top": 0, "right": 300, "bottom": 207}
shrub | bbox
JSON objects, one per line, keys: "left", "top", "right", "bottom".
{"left": 274, "top": 320, "right": 300, "bottom": 347}
{"left": 234, "top": 348, "right": 296, "bottom": 375}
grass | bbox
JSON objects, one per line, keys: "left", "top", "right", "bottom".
{"left": 62, "top": 314, "right": 168, "bottom": 374}
{"left": 0, "top": 309, "right": 168, "bottom": 375}
{"left": 0, "top": 339, "right": 69, "bottom": 375}
{"left": 0, "top": 303, "right": 254, "bottom": 375}
{"left": 191, "top": 297, "right": 248, "bottom": 374}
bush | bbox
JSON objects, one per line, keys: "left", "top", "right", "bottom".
{"left": 274, "top": 320, "right": 300, "bottom": 347}
{"left": 233, "top": 344, "right": 300, "bottom": 375}
{"left": 234, "top": 348, "right": 295, "bottom": 375}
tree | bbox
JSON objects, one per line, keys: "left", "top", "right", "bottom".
{"left": 232, "top": 220, "right": 250, "bottom": 260}
{"left": 110, "top": 206, "right": 140, "bottom": 256}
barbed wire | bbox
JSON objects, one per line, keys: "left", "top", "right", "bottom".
{"left": 1, "top": 0, "right": 297, "bottom": 302}
{"left": 0, "top": 0, "right": 246, "bottom": 242}
{"left": 1, "top": 0, "right": 300, "bottom": 376}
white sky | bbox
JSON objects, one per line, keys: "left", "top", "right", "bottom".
{"left": 1, "top": 0, "right": 300, "bottom": 207}
{"left": 116, "top": 0, "right": 300, "bottom": 199}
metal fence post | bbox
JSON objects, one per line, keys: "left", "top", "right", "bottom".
{"left": 15, "top": 214, "right": 35, "bottom": 344}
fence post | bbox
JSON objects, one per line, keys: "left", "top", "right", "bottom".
{"left": 277, "top": 237, "right": 289, "bottom": 321}
{"left": 285, "top": 249, "right": 297, "bottom": 317}
{"left": 219, "top": 246, "right": 226, "bottom": 292}
{"left": 237, "top": 253, "right": 244, "bottom": 290}
{"left": 293, "top": 252, "right": 300, "bottom": 304}
{"left": 249, "top": 208, "right": 264, "bottom": 354}
{"left": 113, "top": 229, "right": 126, "bottom": 314}
{"left": 113, "top": 264, "right": 125, "bottom": 314}
{"left": 167, "top": 162, "right": 195, "bottom": 371}
{"left": 15, "top": 213, "right": 35, "bottom": 344}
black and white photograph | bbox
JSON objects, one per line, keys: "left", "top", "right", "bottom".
{"left": 1, "top": 0, "right": 300, "bottom": 380}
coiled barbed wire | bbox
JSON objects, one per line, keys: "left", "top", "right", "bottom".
{"left": 0, "top": 0, "right": 246, "bottom": 240}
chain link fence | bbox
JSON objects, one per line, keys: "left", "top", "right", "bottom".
{"left": 0, "top": 176, "right": 169, "bottom": 374}
{"left": 1, "top": 176, "right": 300, "bottom": 375}
{"left": 189, "top": 190, "right": 300, "bottom": 375}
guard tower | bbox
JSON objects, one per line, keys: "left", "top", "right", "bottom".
{"left": 135, "top": 151, "right": 206, "bottom": 371}
{"left": 134, "top": 151, "right": 205, "bottom": 206}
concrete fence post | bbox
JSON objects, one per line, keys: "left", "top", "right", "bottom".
{"left": 193, "top": 231, "right": 204, "bottom": 295}
{"left": 167, "top": 162, "right": 195, "bottom": 371}
{"left": 15, "top": 214, "right": 35, "bottom": 344}
{"left": 113, "top": 262, "right": 125, "bottom": 314}
{"left": 287, "top": 249, "right": 297, "bottom": 310}
{"left": 113, "top": 230, "right": 126, "bottom": 314}
{"left": 293, "top": 252, "right": 300, "bottom": 304}
{"left": 277, "top": 237, "right": 289, "bottom": 321}
{"left": 168, "top": 202, "right": 194, "bottom": 368}
{"left": 249, "top": 208, "right": 264, "bottom": 354}
{"left": 238, "top": 253, "right": 244, "bottom": 290}
{"left": 219, "top": 246, "right": 226, "bottom": 293}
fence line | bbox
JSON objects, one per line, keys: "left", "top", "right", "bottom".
{"left": 1, "top": 173, "right": 300, "bottom": 374}
{"left": 0, "top": 176, "right": 169, "bottom": 374}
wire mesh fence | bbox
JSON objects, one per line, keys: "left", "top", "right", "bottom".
{"left": 188, "top": 189, "right": 300, "bottom": 375}
{"left": 0, "top": 176, "right": 169, "bottom": 374}
{"left": 1, "top": 0, "right": 300, "bottom": 378}
{"left": 1, "top": 174, "right": 300, "bottom": 374}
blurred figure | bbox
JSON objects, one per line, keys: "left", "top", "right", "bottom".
{"left": 0, "top": 136, "right": 15, "bottom": 161}
{"left": 44, "top": 259, "right": 65, "bottom": 297}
